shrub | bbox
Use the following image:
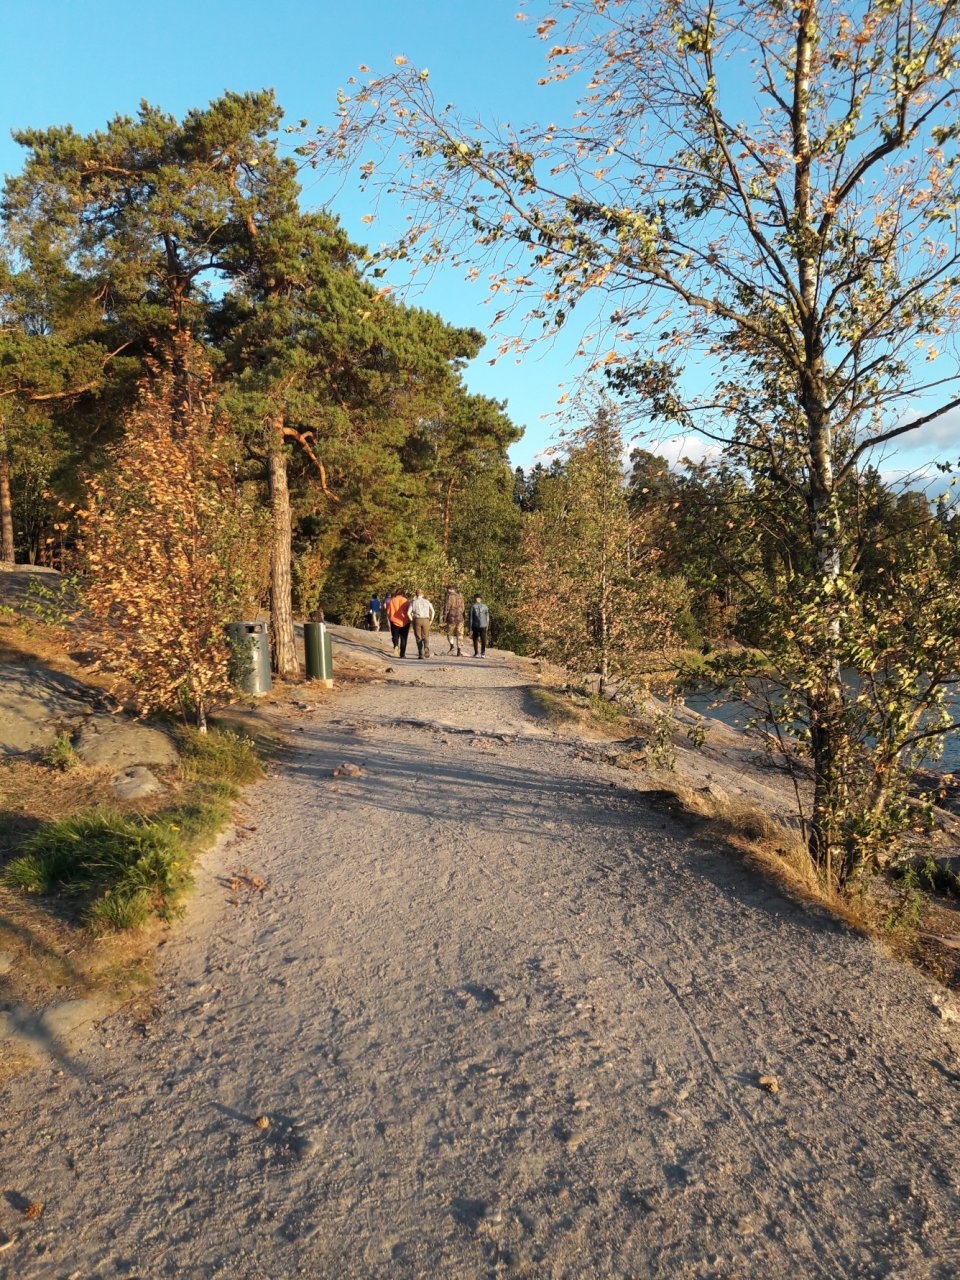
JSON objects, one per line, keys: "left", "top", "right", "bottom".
{"left": 41, "top": 732, "right": 78, "bottom": 772}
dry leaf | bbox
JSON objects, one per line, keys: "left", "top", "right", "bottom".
{"left": 758, "top": 1075, "right": 780, "bottom": 1095}
{"left": 254, "top": 1115, "right": 270, "bottom": 1130}
{"left": 23, "top": 1202, "right": 43, "bottom": 1220}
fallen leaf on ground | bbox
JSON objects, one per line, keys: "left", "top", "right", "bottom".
{"left": 254, "top": 1115, "right": 270, "bottom": 1130}
{"left": 23, "top": 1203, "right": 43, "bottom": 1220}
{"left": 226, "top": 868, "right": 269, "bottom": 897}
{"left": 758, "top": 1075, "right": 780, "bottom": 1094}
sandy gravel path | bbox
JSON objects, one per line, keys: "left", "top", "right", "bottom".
{"left": 2, "top": 633, "right": 959, "bottom": 1278}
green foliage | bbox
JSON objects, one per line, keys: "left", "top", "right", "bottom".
{"left": 516, "top": 402, "right": 680, "bottom": 684}
{"left": 23, "top": 574, "right": 79, "bottom": 627}
{"left": 890, "top": 852, "right": 960, "bottom": 901}
{"left": 3, "top": 726, "right": 262, "bottom": 932}
{"left": 86, "top": 889, "right": 152, "bottom": 933}
{"left": 3, "top": 810, "right": 188, "bottom": 931}
{"left": 41, "top": 732, "right": 78, "bottom": 772}
{"left": 178, "top": 726, "right": 261, "bottom": 787}
{"left": 586, "top": 693, "right": 627, "bottom": 724}
{"left": 650, "top": 710, "right": 678, "bottom": 773}
{"left": 686, "top": 721, "right": 709, "bottom": 750}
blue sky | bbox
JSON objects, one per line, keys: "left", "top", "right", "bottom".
{"left": 0, "top": 0, "right": 580, "bottom": 467}
{"left": 2, "top": 1, "right": 958, "bottom": 482}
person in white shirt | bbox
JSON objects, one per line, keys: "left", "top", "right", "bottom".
{"left": 408, "top": 589, "right": 436, "bottom": 659}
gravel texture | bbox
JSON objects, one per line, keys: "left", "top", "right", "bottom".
{"left": 2, "top": 632, "right": 959, "bottom": 1278}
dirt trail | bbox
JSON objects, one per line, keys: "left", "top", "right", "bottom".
{"left": 2, "top": 633, "right": 959, "bottom": 1278}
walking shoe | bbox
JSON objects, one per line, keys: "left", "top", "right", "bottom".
{"left": 392, "top": 645, "right": 398, "bottom": 656}
{"left": 456, "top": 649, "right": 462, "bottom": 656}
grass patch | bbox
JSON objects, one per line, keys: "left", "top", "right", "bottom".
{"left": 2, "top": 726, "right": 263, "bottom": 938}
{"left": 586, "top": 693, "right": 629, "bottom": 724}
{"left": 4, "top": 810, "right": 190, "bottom": 933}
{"left": 41, "top": 732, "right": 79, "bottom": 772}
{"left": 656, "top": 783, "right": 913, "bottom": 939}
{"left": 527, "top": 683, "right": 642, "bottom": 740}
{"left": 526, "top": 685, "right": 581, "bottom": 728}
{"left": 178, "top": 724, "right": 262, "bottom": 786}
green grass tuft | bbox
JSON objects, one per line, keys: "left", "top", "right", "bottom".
{"left": 2, "top": 853, "right": 56, "bottom": 894}
{"left": 3, "top": 810, "right": 191, "bottom": 933}
{"left": 86, "top": 888, "right": 152, "bottom": 933}
{"left": 178, "top": 726, "right": 262, "bottom": 787}
{"left": 41, "top": 732, "right": 79, "bottom": 772}
{"left": 4, "top": 725, "right": 265, "bottom": 935}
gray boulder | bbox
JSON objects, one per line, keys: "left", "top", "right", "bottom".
{"left": 110, "top": 765, "right": 164, "bottom": 801}
{"left": 75, "top": 714, "right": 178, "bottom": 769}
{"left": 0, "top": 662, "right": 100, "bottom": 756}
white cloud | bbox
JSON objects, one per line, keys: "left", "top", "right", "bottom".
{"left": 633, "top": 433, "right": 722, "bottom": 470}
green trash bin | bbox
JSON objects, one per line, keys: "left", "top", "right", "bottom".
{"left": 225, "top": 621, "right": 273, "bottom": 695}
{"left": 303, "top": 621, "right": 333, "bottom": 687}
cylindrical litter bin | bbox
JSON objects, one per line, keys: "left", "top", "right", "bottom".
{"left": 225, "top": 621, "right": 273, "bottom": 695}
{"left": 303, "top": 621, "right": 333, "bottom": 687}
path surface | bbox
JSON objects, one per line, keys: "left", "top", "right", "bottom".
{"left": 2, "top": 635, "right": 959, "bottom": 1278}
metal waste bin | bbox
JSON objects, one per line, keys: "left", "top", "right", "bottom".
{"left": 225, "top": 621, "right": 272, "bottom": 696}
{"left": 303, "top": 621, "right": 333, "bottom": 687}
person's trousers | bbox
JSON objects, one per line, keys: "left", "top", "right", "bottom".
{"left": 445, "top": 621, "right": 464, "bottom": 649}
{"left": 390, "top": 621, "right": 410, "bottom": 657}
{"left": 412, "top": 617, "right": 432, "bottom": 656}
{"left": 472, "top": 626, "right": 487, "bottom": 655}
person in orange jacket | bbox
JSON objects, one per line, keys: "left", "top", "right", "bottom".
{"left": 385, "top": 590, "right": 411, "bottom": 658}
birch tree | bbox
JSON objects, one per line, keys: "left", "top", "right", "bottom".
{"left": 324, "top": 0, "right": 960, "bottom": 886}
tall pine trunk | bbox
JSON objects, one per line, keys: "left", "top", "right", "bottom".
{"left": 0, "top": 418, "right": 15, "bottom": 564}
{"left": 267, "top": 419, "right": 298, "bottom": 678}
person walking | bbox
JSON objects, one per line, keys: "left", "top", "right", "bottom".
{"left": 441, "top": 584, "right": 465, "bottom": 656}
{"left": 386, "top": 590, "right": 411, "bottom": 658}
{"left": 367, "top": 593, "right": 382, "bottom": 631}
{"left": 470, "top": 594, "right": 490, "bottom": 657}
{"left": 408, "top": 589, "right": 436, "bottom": 659}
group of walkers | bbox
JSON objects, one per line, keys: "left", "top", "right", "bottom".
{"left": 365, "top": 587, "right": 490, "bottom": 660}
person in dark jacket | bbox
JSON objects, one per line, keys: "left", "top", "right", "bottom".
{"left": 470, "top": 594, "right": 490, "bottom": 657}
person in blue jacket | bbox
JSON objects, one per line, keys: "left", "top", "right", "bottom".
{"left": 469, "top": 594, "right": 490, "bottom": 657}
